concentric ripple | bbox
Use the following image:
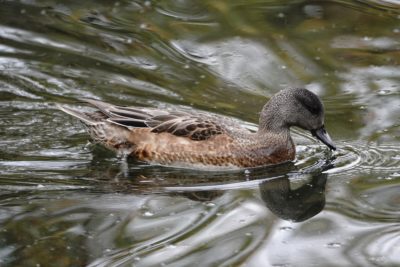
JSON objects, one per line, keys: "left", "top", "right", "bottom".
{"left": 346, "top": 225, "right": 400, "bottom": 266}
{"left": 293, "top": 132, "right": 400, "bottom": 175}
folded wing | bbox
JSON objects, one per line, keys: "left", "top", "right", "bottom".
{"left": 81, "top": 99, "right": 252, "bottom": 141}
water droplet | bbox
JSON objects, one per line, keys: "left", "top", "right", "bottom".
{"left": 200, "top": 74, "right": 206, "bottom": 79}
{"left": 40, "top": 10, "right": 46, "bottom": 15}
{"left": 140, "top": 23, "right": 147, "bottom": 29}
{"left": 183, "top": 64, "right": 190, "bottom": 69}
{"left": 205, "top": 202, "right": 215, "bottom": 207}
{"left": 143, "top": 211, "right": 154, "bottom": 217}
{"left": 244, "top": 169, "right": 251, "bottom": 175}
{"left": 245, "top": 232, "right": 252, "bottom": 236}
{"left": 377, "top": 89, "right": 391, "bottom": 95}
{"left": 134, "top": 256, "right": 141, "bottom": 261}
{"left": 277, "top": 12, "right": 285, "bottom": 18}
{"left": 37, "top": 184, "right": 44, "bottom": 188}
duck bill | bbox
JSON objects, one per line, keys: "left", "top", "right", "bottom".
{"left": 311, "top": 126, "right": 336, "bottom": 150}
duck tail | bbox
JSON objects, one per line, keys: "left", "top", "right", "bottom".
{"left": 56, "top": 104, "right": 98, "bottom": 126}
{"left": 80, "top": 98, "right": 115, "bottom": 116}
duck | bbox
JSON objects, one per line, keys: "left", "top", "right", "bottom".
{"left": 58, "top": 88, "right": 336, "bottom": 169}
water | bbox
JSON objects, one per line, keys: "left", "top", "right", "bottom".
{"left": 0, "top": 0, "right": 399, "bottom": 266}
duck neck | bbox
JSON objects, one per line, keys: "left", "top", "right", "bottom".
{"left": 257, "top": 103, "right": 293, "bottom": 147}
{"left": 257, "top": 122, "right": 291, "bottom": 140}
{"left": 258, "top": 116, "right": 287, "bottom": 134}
{"left": 258, "top": 105, "right": 290, "bottom": 135}
{"left": 257, "top": 121, "right": 295, "bottom": 159}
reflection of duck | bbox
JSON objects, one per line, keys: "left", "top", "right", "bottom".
{"left": 164, "top": 171, "right": 328, "bottom": 221}
{"left": 259, "top": 164, "right": 332, "bottom": 222}
{"left": 158, "top": 160, "right": 333, "bottom": 221}
{"left": 86, "top": 155, "right": 331, "bottom": 221}
{"left": 132, "top": 161, "right": 332, "bottom": 222}
{"left": 58, "top": 88, "right": 335, "bottom": 169}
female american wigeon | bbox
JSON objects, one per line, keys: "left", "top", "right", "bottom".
{"left": 58, "top": 88, "right": 336, "bottom": 169}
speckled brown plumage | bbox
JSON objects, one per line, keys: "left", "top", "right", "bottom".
{"left": 58, "top": 88, "right": 335, "bottom": 169}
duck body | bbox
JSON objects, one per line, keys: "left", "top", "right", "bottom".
{"left": 58, "top": 88, "right": 335, "bottom": 169}
{"left": 115, "top": 128, "right": 294, "bottom": 169}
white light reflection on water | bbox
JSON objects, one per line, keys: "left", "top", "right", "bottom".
{"left": 171, "top": 38, "right": 299, "bottom": 95}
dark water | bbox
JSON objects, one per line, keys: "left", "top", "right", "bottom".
{"left": 0, "top": 0, "right": 399, "bottom": 266}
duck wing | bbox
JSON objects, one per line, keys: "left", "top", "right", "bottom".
{"left": 82, "top": 99, "right": 252, "bottom": 141}
{"left": 148, "top": 115, "right": 225, "bottom": 140}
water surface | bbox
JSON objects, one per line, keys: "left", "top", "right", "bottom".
{"left": 0, "top": 0, "right": 399, "bottom": 266}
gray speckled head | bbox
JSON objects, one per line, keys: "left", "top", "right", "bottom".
{"left": 259, "top": 88, "right": 336, "bottom": 150}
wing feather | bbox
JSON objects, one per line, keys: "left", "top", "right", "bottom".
{"left": 82, "top": 99, "right": 251, "bottom": 140}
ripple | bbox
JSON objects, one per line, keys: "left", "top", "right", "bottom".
{"left": 361, "top": 184, "right": 400, "bottom": 216}
{"left": 169, "top": 38, "right": 298, "bottom": 95}
{"left": 87, "top": 193, "right": 271, "bottom": 267}
{"left": 0, "top": 184, "right": 89, "bottom": 192}
{"left": 325, "top": 142, "right": 400, "bottom": 174}
{"left": 346, "top": 225, "right": 400, "bottom": 266}
{"left": 289, "top": 134, "right": 400, "bottom": 178}
{"left": 155, "top": 1, "right": 211, "bottom": 22}
{"left": 331, "top": 183, "right": 400, "bottom": 224}
{"left": 0, "top": 1, "right": 399, "bottom": 267}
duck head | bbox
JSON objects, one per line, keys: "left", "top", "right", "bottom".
{"left": 259, "top": 88, "right": 336, "bottom": 150}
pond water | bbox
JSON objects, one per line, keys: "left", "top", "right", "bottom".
{"left": 0, "top": 0, "right": 399, "bottom": 266}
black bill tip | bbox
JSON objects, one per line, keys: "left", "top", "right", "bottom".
{"left": 311, "top": 126, "right": 336, "bottom": 150}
